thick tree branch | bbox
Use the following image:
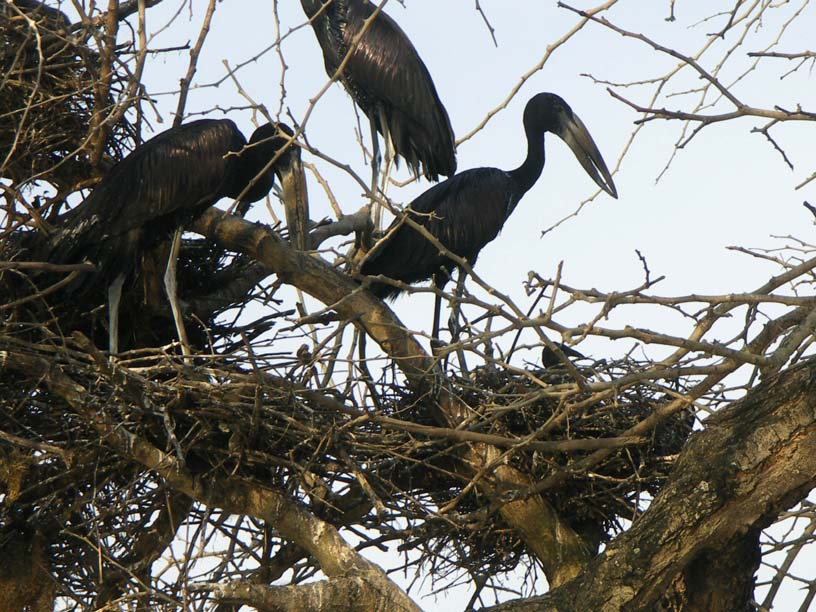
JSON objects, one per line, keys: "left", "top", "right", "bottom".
{"left": 308, "top": 205, "right": 372, "bottom": 250}
{"left": 193, "top": 208, "right": 433, "bottom": 381}
{"left": 191, "top": 576, "right": 414, "bottom": 612}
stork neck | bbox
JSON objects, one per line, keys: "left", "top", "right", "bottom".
{"left": 509, "top": 124, "right": 546, "bottom": 195}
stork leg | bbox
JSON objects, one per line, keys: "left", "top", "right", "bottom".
{"left": 431, "top": 292, "right": 443, "bottom": 350}
{"left": 164, "top": 227, "right": 192, "bottom": 359}
{"left": 430, "top": 271, "right": 450, "bottom": 357}
{"left": 448, "top": 272, "right": 466, "bottom": 342}
{"left": 369, "top": 117, "right": 383, "bottom": 229}
{"left": 429, "top": 270, "right": 469, "bottom": 371}
{"left": 107, "top": 273, "right": 126, "bottom": 356}
{"left": 377, "top": 116, "right": 395, "bottom": 218}
{"left": 448, "top": 270, "right": 469, "bottom": 373}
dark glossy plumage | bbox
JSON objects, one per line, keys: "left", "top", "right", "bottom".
{"left": 46, "top": 118, "right": 297, "bottom": 291}
{"left": 361, "top": 169, "right": 515, "bottom": 299}
{"left": 361, "top": 93, "right": 618, "bottom": 299}
{"left": 301, "top": 0, "right": 456, "bottom": 180}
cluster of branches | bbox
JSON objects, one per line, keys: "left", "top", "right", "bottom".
{"left": 1, "top": 1, "right": 816, "bottom": 611}
{"left": 0, "top": 0, "right": 140, "bottom": 189}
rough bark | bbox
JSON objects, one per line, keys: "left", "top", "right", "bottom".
{"left": 661, "top": 528, "right": 761, "bottom": 612}
{"left": 482, "top": 357, "right": 816, "bottom": 611}
{"left": 191, "top": 577, "right": 417, "bottom": 612}
{"left": 0, "top": 530, "right": 54, "bottom": 612}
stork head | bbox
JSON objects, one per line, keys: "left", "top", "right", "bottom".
{"left": 238, "top": 123, "right": 300, "bottom": 204}
{"left": 524, "top": 92, "right": 617, "bottom": 199}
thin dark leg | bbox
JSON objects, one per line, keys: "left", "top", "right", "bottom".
{"left": 430, "top": 271, "right": 449, "bottom": 357}
{"left": 449, "top": 270, "right": 469, "bottom": 373}
{"left": 431, "top": 291, "right": 443, "bottom": 347}
{"left": 448, "top": 271, "right": 467, "bottom": 343}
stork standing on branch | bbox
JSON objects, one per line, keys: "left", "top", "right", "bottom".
{"left": 361, "top": 93, "right": 618, "bottom": 342}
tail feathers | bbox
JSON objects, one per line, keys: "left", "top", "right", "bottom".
{"left": 44, "top": 231, "right": 99, "bottom": 296}
{"left": 37, "top": 225, "right": 132, "bottom": 296}
{"left": 365, "top": 278, "right": 401, "bottom": 301}
{"left": 360, "top": 255, "right": 405, "bottom": 301}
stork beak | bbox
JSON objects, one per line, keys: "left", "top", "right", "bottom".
{"left": 279, "top": 145, "right": 311, "bottom": 251}
{"left": 559, "top": 113, "right": 618, "bottom": 199}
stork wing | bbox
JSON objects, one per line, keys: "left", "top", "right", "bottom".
{"left": 362, "top": 168, "right": 512, "bottom": 292}
{"left": 60, "top": 119, "right": 243, "bottom": 244}
{"left": 47, "top": 119, "right": 245, "bottom": 276}
{"left": 343, "top": 1, "right": 456, "bottom": 179}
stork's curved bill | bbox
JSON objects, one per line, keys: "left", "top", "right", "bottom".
{"left": 559, "top": 112, "right": 618, "bottom": 199}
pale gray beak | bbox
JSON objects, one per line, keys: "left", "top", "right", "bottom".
{"left": 559, "top": 113, "right": 618, "bottom": 199}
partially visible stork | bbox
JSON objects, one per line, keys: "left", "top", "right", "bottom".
{"left": 300, "top": 0, "right": 456, "bottom": 186}
{"left": 361, "top": 92, "right": 618, "bottom": 342}
{"left": 44, "top": 119, "right": 304, "bottom": 355}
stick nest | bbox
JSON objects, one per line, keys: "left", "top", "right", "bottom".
{"left": 0, "top": 326, "right": 695, "bottom": 603}
{"left": 0, "top": 1, "right": 136, "bottom": 186}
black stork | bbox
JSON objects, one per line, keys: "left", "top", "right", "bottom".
{"left": 360, "top": 92, "right": 618, "bottom": 341}
{"left": 300, "top": 0, "right": 456, "bottom": 182}
{"left": 44, "top": 118, "right": 304, "bottom": 355}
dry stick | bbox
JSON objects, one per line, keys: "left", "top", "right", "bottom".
{"left": 67, "top": 0, "right": 163, "bottom": 33}
{"left": 576, "top": 3, "right": 742, "bottom": 103}
{"left": 564, "top": 1, "right": 813, "bottom": 186}
{"left": 1, "top": 4, "right": 44, "bottom": 174}
{"left": 506, "top": 261, "right": 566, "bottom": 367}
{"left": 499, "top": 254, "right": 816, "bottom": 499}
{"left": 546, "top": 253, "right": 816, "bottom": 387}
{"left": 0, "top": 261, "right": 95, "bottom": 273}
{"left": 748, "top": 50, "right": 816, "bottom": 59}
{"left": 660, "top": 253, "right": 816, "bottom": 359}
{"left": 305, "top": 162, "right": 344, "bottom": 219}
{"left": 270, "top": 0, "right": 288, "bottom": 118}
{"left": 552, "top": 321, "right": 771, "bottom": 367}
{"left": 473, "top": 0, "right": 497, "bottom": 46}
{"left": 173, "top": 0, "right": 218, "bottom": 126}
{"left": 0, "top": 429, "right": 71, "bottom": 465}
{"left": 562, "top": 4, "right": 815, "bottom": 126}
{"left": 308, "top": 205, "right": 371, "bottom": 250}
{"left": 87, "top": 0, "right": 120, "bottom": 167}
{"left": 761, "top": 515, "right": 816, "bottom": 610}
{"left": 82, "top": 0, "right": 149, "bottom": 170}
{"left": 457, "top": 0, "right": 620, "bottom": 146}
{"left": 0, "top": 269, "right": 86, "bottom": 312}
{"left": 330, "top": 399, "right": 647, "bottom": 454}
{"left": 545, "top": 284, "right": 816, "bottom": 308}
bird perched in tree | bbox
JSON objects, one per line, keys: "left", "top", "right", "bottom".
{"left": 42, "top": 118, "right": 304, "bottom": 355}
{"left": 360, "top": 92, "right": 618, "bottom": 339}
{"left": 300, "top": 0, "right": 456, "bottom": 181}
